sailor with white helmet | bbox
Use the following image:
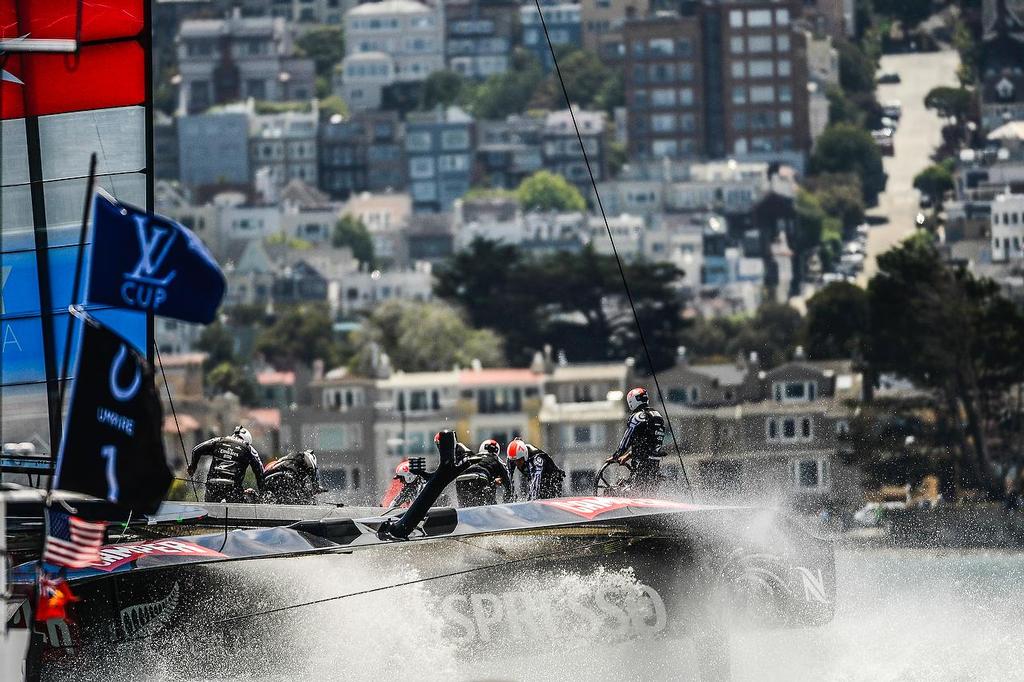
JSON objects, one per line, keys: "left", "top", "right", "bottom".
{"left": 608, "top": 387, "right": 666, "bottom": 492}
{"left": 506, "top": 438, "right": 565, "bottom": 501}
{"left": 189, "top": 425, "right": 266, "bottom": 503}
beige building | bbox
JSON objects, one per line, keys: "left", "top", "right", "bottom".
{"left": 579, "top": 0, "right": 650, "bottom": 60}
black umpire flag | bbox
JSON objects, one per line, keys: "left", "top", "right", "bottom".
{"left": 54, "top": 314, "right": 172, "bottom": 514}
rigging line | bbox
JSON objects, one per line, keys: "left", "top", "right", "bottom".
{"left": 154, "top": 344, "right": 199, "bottom": 501}
{"left": 532, "top": 0, "right": 692, "bottom": 500}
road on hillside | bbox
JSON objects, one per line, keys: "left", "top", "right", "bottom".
{"left": 859, "top": 49, "right": 961, "bottom": 283}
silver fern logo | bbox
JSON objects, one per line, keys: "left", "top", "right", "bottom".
{"left": 120, "top": 582, "right": 180, "bottom": 638}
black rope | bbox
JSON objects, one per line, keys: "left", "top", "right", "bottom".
{"left": 154, "top": 344, "right": 199, "bottom": 501}
{"left": 532, "top": 0, "right": 692, "bottom": 500}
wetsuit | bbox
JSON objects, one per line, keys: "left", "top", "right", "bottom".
{"left": 508, "top": 444, "right": 565, "bottom": 501}
{"left": 189, "top": 435, "right": 266, "bottom": 503}
{"left": 381, "top": 477, "right": 424, "bottom": 509}
{"left": 263, "top": 450, "right": 325, "bottom": 505}
{"left": 612, "top": 406, "right": 666, "bottom": 493}
{"left": 455, "top": 452, "right": 514, "bottom": 506}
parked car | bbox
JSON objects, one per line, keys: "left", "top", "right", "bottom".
{"left": 871, "top": 129, "right": 895, "bottom": 156}
{"left": 882, "top": 100, "right": 902, "bottom": 119}
{"left": 878, "top": 71, "right": 901, "bottom": 84}
{"left": 844, "top": 241, "right": 864, "bottom": 255}
{"left": 919, "top": 194, "right": 933, "bottom": 209}
{"left": 880, "top": 116, "right": 898, "bottom": 130}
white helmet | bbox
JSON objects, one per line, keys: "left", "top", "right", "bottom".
{"left": 233, "top": 426, "right": 253, "bottom": 446}
{"left": 626, "top": 387, "right": 649, "bottom": 412}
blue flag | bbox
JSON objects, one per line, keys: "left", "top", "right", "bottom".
{"left": 87, "top": 192, "right": 226, "bottom": 324}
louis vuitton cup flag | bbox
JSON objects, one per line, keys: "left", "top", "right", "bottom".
{"left": 87, "top": 191, "right": 226, "bottom": 324}
{"left": 54, "top": 313, "right": 172, "bottom": 514}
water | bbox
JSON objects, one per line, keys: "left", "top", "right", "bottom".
{"left": 41, "top": 547, "right": 1024, "bottom": 681}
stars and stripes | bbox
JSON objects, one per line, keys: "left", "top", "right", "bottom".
{"left": 43, "top": 507, "right": 107, "bottom": 569}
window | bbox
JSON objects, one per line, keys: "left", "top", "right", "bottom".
{"left": 652, "top": 88, "right": 676, "bottom": 107}
{"left": 777, "top": 34, "right": 791, "bottom": 51}
{"left": 779, "top": 110, "right": 793, "bottom": 127}
{"left": 730, "top": 37, "right": 745, "bottom": 54}
{"left": 783, "top": 419, "right": 796, "bottom": 439}
{"left": 574, "top": 425, "right": 592, "bottom": 444}
{"left": 678, "top": 62, "right": 694, "bottom": 81}
{"left": 652, "top": 114, "right": 676, "bottom": 132}
{"left": 778, "top": 85, "right": 792, "bottom": 102}
{"left": 648, "top": 38, "right": 674, "bottom": 56}
{"left": 777, "top": 59, "right": 791, "bottom": 77}
{"left": 747, "top": 9, "right": 772, "bottom": 26}
{"left": 751, "top": 110, "right": 775, "bottom": 129}
{"left": 748, "top": 36, "right": 772, "bottom": 53}
{"left": 437, "top": 154, "right": 469, "bottom": 172}
{"left": 406, "top": 131, "right": 432, "bottom": 152}
{"left": 680, "top": 113, "right": 696, "bottom": 132}
{"left": 793, "top": 458, "right": 829, "bottom": 490}
{"left": 731, "top": 61, "right": 747, "bottom": 78}
{"left": 729, "top": 9, "right": 744, "bottom": 27}
{"left": 733, "top": 112, "right": 747, "bottom": 130}
{"left": 652, "top": 139, "right": 678, "bottom": 157}
{"left": 835, "top": 420, "right": 850, "bottom": 437}
{"left": 668, "top": 388, "right": 688, "bottom": 403}
{"left": 732, "top": 86, "right": 747, "bottom": 104}
{"left": 801, "top": 417, "right": 812, "bottom": 439}
{"left": 750, "top": 85, "right": 775, "bottom": 103}
{"left": 410, "top": 157, "right": 435, "bottom": 179}
{"left": 775, "top": 9, "right": 790, "bottom": 25}
{"left": 441, "top": 129, "right": 469, "bottom": 150}
{"left": 676, "top": 39, "right": 694, "bottom": 58}
{"left": 565, "top": 423, "right": 605, "bottom": 445}
{"left": 678, "top": 88, "right": 695, "bottom": 105}
{"left": 774, "top": 380, "right": 817, "bottom": 402}
{"left": 478, "top": 387, "right": 522, "bottom": 413}
{"left": 749, "top": 59, "right": 773, "bottom": 77}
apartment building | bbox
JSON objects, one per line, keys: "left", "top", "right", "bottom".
{"left": 624, "top": 0, "right": 810, "bottom": 166}
{"left": 177, "top": 109, "right": 252, "bottom": 188}
{"left": 318, "top": 110, "right": 407, "bottom": 200}
{"left": 405, "top": 107, "right": 476, "bottom": 213}
{"left": 475, "top": 115, "right": 545, "bottom": 189}
{"left": 445, "top": 0, "right": 518, "bottom": 79}
{"left": 339, "top": 0, "right": 445, "bottom": 110}
{"left": 249, "top": 104, "right": 320, "bottom": 195}
{"left": 544, "top": 108, "right": 609, "bottom": 192}
{"left": 177, "top": 11, "right": 315, "bottom": 114}
{"left": 521, "top": 2, "right": 582, "bottom": 70}
{"left": 990, "top": 192, "right": 1024, "bottom": 262}
{"left": 579, "top": 0, "right": 649, "bottom": 61}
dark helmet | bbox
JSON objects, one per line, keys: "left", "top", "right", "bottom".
{"left": 478, "top": 439, "right": 501, "bottom": 456}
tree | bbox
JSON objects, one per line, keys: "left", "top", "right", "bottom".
{"left": 516, "top": 170, "right": 586, "bottom": 212}
{"left": 332, "top": 215, "right": 375, "bottom": 266}
{"left": 873, "top": 0, "right": 933, "bottom": 30}
{"left": 836, "top": 39, "right": 876, "bottom": 95}
{"left": 913, "top": 162, "right": 954, "bottom": 207}
{"left": 531, "top": 48, "right": 613, "bottom": 110}
{"left": 803, "top": 282, "right": 869, "bottom": 360}
{"left": 793, "top": 190, "right": 827, "bottom": 255}
{"left": 865, "top": 234, "right": 1022, "bottom": 495}
{"left": 924, "top": 86, "right": 972, "bottom": 121}
{"left": 296, "top": 27, "right": 345, "bottom": 80}
{"left": 420, "top": 70, "right": 465, "bottom": 110}
{"left": 206, "top": 362, "right": 256, "bottom": 404}
{"left": 809, "top": 123, "right": 886, "bottom": 205}
{"left": 196, "top": 321, "right": 237, "bottom": 370}
{"left": 466, "top": 49, "right": 545, "bottom": 119}
{"left": 320, "top": 95, "right": 348, "bottom": 119}
{"left": 254, "top": 303, "right": 348, "bottom": 369}
{"left": 729, "top": 303, "right": 803, "bottom": 368}
{"left": 351, "top": 300, "right": 505, "bottom": 372}
{"left": 808, "top": 173, "right": 866, "bottom": 234}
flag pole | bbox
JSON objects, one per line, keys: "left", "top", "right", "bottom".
{"left": 46, "top": 153, "right": 96, "bottom": 499}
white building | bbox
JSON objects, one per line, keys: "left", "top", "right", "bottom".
{"left": 336, "top": 261, "right": 435, "bottom": 315}
{"left": 249, "top": 103, "right": 320, "bottom": 196}
{"left": 991, "top": 192, "right": 1024, "bottom": 262}
{"left": 338, "top": 0, "right": 445, "bottom": 111}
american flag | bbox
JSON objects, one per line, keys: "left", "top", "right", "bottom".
{"left": 43, "top": 507, "right": 107, "bottom": 569}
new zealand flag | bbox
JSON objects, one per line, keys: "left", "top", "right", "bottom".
{"left": 87, "top": 191, "right": 226, "bottom": 324}
{"left": 54, "top": 313, "right": 172, "bottom": 514}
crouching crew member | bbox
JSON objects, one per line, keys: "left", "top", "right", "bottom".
{"left": 506, "top": 438, "right": 565, "bottom": 501}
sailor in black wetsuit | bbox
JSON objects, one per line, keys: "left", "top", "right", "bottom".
{"left": 609, "top": 387, "right": 666, "bottom": 493}
{"left": 506, "top": 438, "right": 565, "bottom": 501}
{"left": 189, "top": 426, "right": 266, "bottom": 503}
{"left": 263, "top": 449, "right": 327, "bottom": 505}
{"left": 455, "top": 439, "right": 514, "bottom": 506}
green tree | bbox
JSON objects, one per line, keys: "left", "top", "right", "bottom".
{"left": 794, "top": 190, "right": 827, "bottom": 255}
{"left": 803, "top": 282, "right": 869, "bottom": 360}
{"left": 206, "top": 362, "right": 257, "bottom": 403}
{"left": 254, "top": 303, "right": 348, "bottom": 369}
{"left": 351, "top": 300, "right": 505, "bottom": 372}
{"left": 420, "top": 70, "right": 465, "bottom": 110}
{"left": 810, "top": 173, "right": 866, "bottom": 233}
{"left": 516, "top": 170, "right": 587, "bottom": 212}
{"left": 826, "top": 86, "right": 864, "bottom": 127}
{"left": 332, "top": 215, "right": 375, "bottom": 266}
{"left": 865, "top": 233, "right": 1024, "bottom": 494}
{"left": 809, "top": 123, "right": 886, "bottom": 205}
{"left": 729, "top": 303, "right": 803, "bottom": 368}
{"left": 924, "top": 86, "right": 972, "bottom": 121}
{"left": 913, "top": 162, "right": 954, "bottom": 207}
{"left": 296, "top": 27, "right": 346, "bottom": 80}
{"left": 467, "top": 49, "right": 545, "bottom": 119}
{"left": 836, "top": 39, "right": 877, "bottom": 94}
{"left": 319, "top": 95, "right": 348, "bottom": 119}
{"left": 531, "top": 48, "right": 613, "bottom": 110}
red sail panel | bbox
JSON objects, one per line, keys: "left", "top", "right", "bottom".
{"left": 1, "top": 0, "right": 143, "bottom": 41}
{"left": 0, "top": 42, "right": 144, "bottom": 119}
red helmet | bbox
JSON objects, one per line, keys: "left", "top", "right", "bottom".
{"left": 479, "top": 439, "right": 501, "bottom": 456}
{"left": 394, "top": 460, "right": 416, "bottom": 484}
{"left": 434, "top": 432, "right": 442, "bottom": 444}
{"left": 506, "top": 439, "right": 529, "bottom": 461}
{"left": 626, "top": 387, "right": 649, "bottom": 411}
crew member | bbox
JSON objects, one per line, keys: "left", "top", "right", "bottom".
{"left": 455, "top": 439, "right": 513, "bottom": 507}
{"left": 506, "top": 438, "right": 565, "bottom": 501}
{"left": 609, "top": 387, "right": 666, "bottom": 492}
{"left": 263, "top": 449, "right": 327, "bottom": 505}
{"left": 380, "top": 459, "right": 423, "bottom": 509}
{"left": 189, "top": 426, "right": 266, "bottom": 503}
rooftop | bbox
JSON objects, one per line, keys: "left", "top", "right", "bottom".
{"left": 257, "top": 370, "right": 296, "bottom": 386}
{"left": 458, "top": 368, "right": 544, "bottom": 386}
{"left": 349, "top": 0, "right": 433, "bottom": 16}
